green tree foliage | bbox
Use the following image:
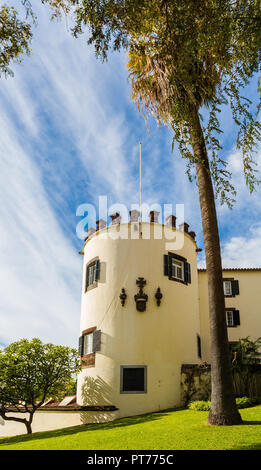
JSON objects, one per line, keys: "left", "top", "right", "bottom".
{"left": 73, "top": 0, "right": 261, "bottom": 206}
{"left": 232, "top": 336, "right": 261, "bottom": 366}
{"left": 0, "top": 1, "right": 71, "bottom": 77}
{"left": 0, "top": 338, "right": 80, "bottom": 434}
{"left": 231, "top": 337, "right": 261, "bottom": 396}
{"left": 0, "top": 3, "right": 32, "bottom": 77}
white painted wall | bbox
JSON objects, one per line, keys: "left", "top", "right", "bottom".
{"left": 198, "top": 269, "right": 261, "bottom": 362}
{"left": 77, "top": 223, "right": 200, "bottom": 417}
{"left": 0, "top": 410, "right": 119, "bottom": 437}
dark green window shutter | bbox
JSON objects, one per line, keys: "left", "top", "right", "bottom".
{"left": 197, "top": 334, "right": 202, "bottom": 359}
{"left": 95, "top": 259, "right": 100, "bottom": 281}
{"left": 233, "top": 310, "right": 240, "bottom": 326}
{"left": 231, "top": 280, "right": 239, "bottom": 295}
{"left": 168, "top": 255, "right": 172, "bottom": 279}
{"left": 78, "top": 336, "right": 84, "bottom": 356}
{"left": 184, "top": 262, "right": 191, "bottom": 283}
{"left": 164, "top": 254, "right": 169, "bottom": 276}
{"left": 86, "top": 262, "right": 96, "bottom": 289}
{"left": 93, "top": 329, "right": 101, "bottom": 352}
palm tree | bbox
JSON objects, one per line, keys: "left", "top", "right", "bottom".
{"left": 127, "top": 44, "right": 243, "bottom": 425}
{"left": 52, "top": 0, "right": 260, "bottom": 424}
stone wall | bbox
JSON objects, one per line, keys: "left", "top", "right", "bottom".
{"left": 181, "top": 364, "right": 261, "bottom": 405}
{"left": 181, "top": 364, "right": 211, "bottom": 405}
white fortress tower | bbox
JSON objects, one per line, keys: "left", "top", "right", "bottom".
{"left": 77, "top": 210, "right": 201, "bottom": 420}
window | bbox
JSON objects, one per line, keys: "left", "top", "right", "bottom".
{"left": 78, "top": 328, "right": 101, "bottom": 358}
{"left": 120, "top": 366, "right": 147, "bottom": 394}
{"left": 86, "top": 262, "right": 96, "bottom": 288}
{"left": 226, "top": 310, "right": 234, "bottom": 326}
{"left": 164, "top": 253, "right": 191, "bottom": 284}
{"left": 197, "top": 334, "right": 202, "bottom": 359}
{"left": 223, "top": 279, "right": 239, "bottom": 296}
{"left": 223, "top": 280, "right": 232, "bottom": 296}
{"left": 83, "top": 332, "right": 93, "bottom": 355}
{"left": 85, "top": 258, "right": 100, "bottom": 291}
{"left": 171, "top": 258, "right": 184, "bottom": 281}
{"left": 225, "top": 310, "right": 240, "bottom": 327}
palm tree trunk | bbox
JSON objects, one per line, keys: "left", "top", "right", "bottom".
{"left": 189, "top": 105, "right": 242, "bottom": 425}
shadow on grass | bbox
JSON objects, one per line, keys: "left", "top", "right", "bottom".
{"left": 243, "top": 420, "right": 261, "bottom": 425}
{"left": 232, "top": 442, "right": 261, "bottom": 450}
{"left": 0, "top": 408, "right": 179, "bottom": 447}
{"left": 228, "top": 419, "right": 261, "bottom": 450}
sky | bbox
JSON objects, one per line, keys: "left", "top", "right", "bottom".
{"left": 0, "top": 2, "right": 260, "bottom": 349}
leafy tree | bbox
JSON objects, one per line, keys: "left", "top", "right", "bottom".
{"left": 0, "top": 3, "right": 32, "bottom": 77}
{"left": 0, "top": 1, "right": 71, "bottom": 77}
{"left": 49, "top": 0, "right": 261, "bottom": 425}
{"left": 0, "top": 338, "right": 80, "bottom": 434}
{"left": 232, "top": 336, "right": 261, "bottom": 366}
{"left": 231, "top": 337, "right": 261, "bottom": 396}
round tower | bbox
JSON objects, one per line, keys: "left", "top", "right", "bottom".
{"left": 77, "top": 211, "right": 200, "bottom": 420}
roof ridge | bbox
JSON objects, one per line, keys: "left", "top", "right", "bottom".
{"left": 198, "top": 267, "right": 261, "bottom": 271}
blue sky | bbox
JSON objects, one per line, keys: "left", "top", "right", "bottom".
{"left": 0, "top": 2, "right": 260, "bottom": 349}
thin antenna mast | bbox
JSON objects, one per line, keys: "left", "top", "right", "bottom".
{"left": 139, "top": 142, "right": 142, "bottom": 223}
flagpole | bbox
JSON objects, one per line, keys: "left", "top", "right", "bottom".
{"left": 139, "top": 142, "right": 142, "bottom": 223}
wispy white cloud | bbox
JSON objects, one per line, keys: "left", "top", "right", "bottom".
{"left": 217, "top": 147, "right": 261, "bottom": 220}
{"left": 197, "top": 223, "right": 261, "bottom": 270}
{"left": 0, "top": 1, "right": 260, "bottom": 349}
{"left": 0, "top": 4, "right": 142, "bottom": 347}
{"left": 198, "top": 148, "right": 261, "bottom": 269}
{"left": 0, "top": 111, "right": 81, "bottom": 348}
{"left": 221, "top": 223, "right": 261, "bottom": 268}
{"left": 28, "top": 10, "right": 138, "bottom": 204}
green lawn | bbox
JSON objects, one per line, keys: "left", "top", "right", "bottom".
{"left": 1, "top": 406, "right": 261, "bottom": 450}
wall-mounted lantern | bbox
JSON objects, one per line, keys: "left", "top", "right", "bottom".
{"left": 134, "top": 277, "right": 148, "bottom": 312}
{"left": 119, "top": 288, "right": 127, "bottom": 306}
{"left": 155, "top": 287, "right": 163, "bottom": 306}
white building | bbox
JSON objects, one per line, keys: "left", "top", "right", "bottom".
{"left": 77, "top": 210, "right": 261, "bottom": 420}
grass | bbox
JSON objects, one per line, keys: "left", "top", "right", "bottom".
{"left": 1, "top": 406, "right": 261, "bottom": 450}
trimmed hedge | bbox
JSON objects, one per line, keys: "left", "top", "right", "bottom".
{"left": 188, "top": 397, "right": 261, "bottom": 411}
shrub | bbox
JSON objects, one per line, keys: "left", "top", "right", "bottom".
{"left": 188, "top": 400, "right": 211, "bottom": 411}
{"left": 188, "top": 397, "right": 261, "bottom": 411}
{"left": 236, "top": 396, "right": 261, "bottom": 408}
